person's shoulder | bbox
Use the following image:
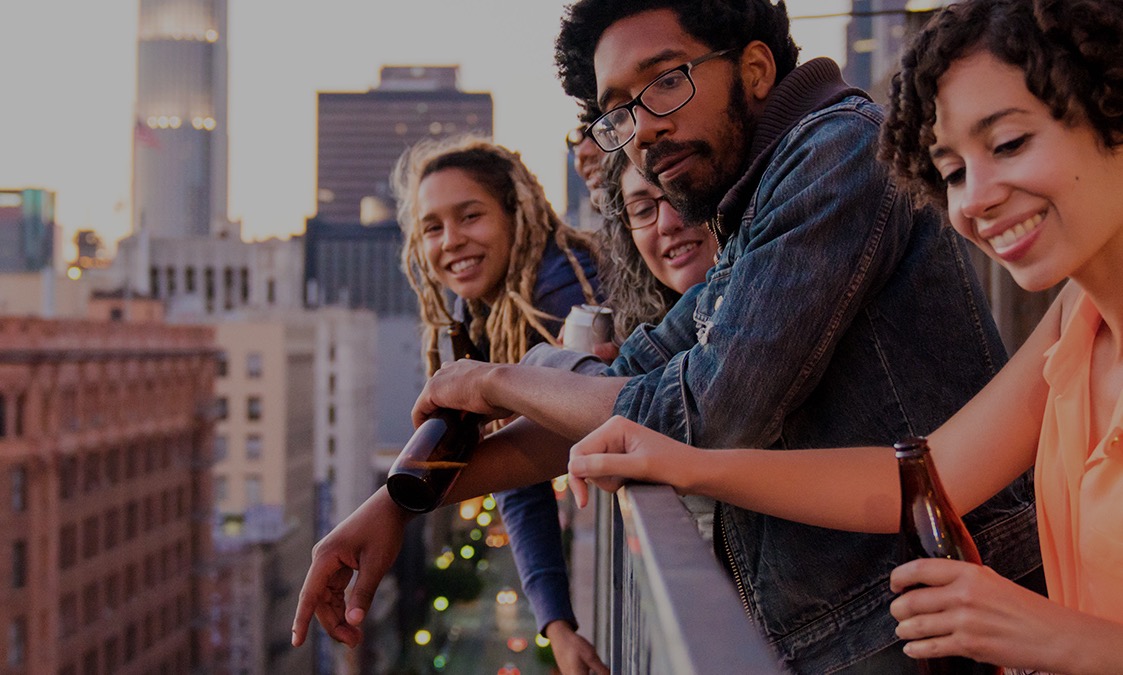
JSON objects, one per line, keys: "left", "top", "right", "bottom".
{"left": 795, "top": 95, "right": 884, "bottom": 137}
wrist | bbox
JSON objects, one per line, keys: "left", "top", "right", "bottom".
{"left": 544, "top": 618, "right": 577, "bottom": 640}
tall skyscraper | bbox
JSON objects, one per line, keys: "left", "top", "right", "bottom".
{"left": 133, "top": 0, "right": 234, "bottom": 239}
{"left": 315, "top": 66, "right": 493, "bottom": 224}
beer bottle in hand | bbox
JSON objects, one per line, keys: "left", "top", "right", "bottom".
{"left": 895, "top": 437, "right": 999, "bottom": 675}
{"left": 386, "top": 322, "right": 486, "bottom": 513}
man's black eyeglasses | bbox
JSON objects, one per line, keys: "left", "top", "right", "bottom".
{"left": 588, "top": 48, "right": 735, "bottom": 153}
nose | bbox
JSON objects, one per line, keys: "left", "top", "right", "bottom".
{"left": 958, "top": 164, "right": 1008, "bottom": 221}
{"left": 441, "top": 222, "right": 466, "bottom": 251}
{"left": 631, "top": 105, "right": 673, "bottom": 150}
{"left": 654, "top": 198, "right": 685, "bottom": 236}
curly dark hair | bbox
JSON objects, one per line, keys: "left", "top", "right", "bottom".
{"left": 595, "top": 151, "right": 682, "bottom": 337}
{"left": 555, "top": 0, "right": 800, "bottom": 116}
{"left": 881, "top": 0, "right": 1123, "bottom": 208}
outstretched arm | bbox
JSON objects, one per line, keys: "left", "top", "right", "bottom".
{"left": 570, "top": 289, "right": 1068, "bottom": 532}
{"left": 411, "top": 358, "right": 629, "bottom": 441}
{"left": 293, "top": 415, "right": 578, "bottom": 647}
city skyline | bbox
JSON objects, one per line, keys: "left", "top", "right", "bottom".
{"left": 0, "top": 0, "right": 850, "bottom": 261}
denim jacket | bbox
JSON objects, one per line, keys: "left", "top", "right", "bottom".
{"left": 606, "top": 60, "right": 1040, "bottom": 673}
{"left": 459, "top": 240, "right": 598, "bottom": 634}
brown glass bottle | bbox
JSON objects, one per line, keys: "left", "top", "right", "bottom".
{"left": 895, "top": 437, "right": 1000, "bottom": 675}
{"left": 385, "top": 322, "right": 486, "bottom": 513}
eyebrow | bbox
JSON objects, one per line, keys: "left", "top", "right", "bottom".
{"left": 420, "top": 199, "right": 486, "bottom": 222}
{"left": 930, "top": 107, "right": 1031, "bottom": 160}
{"left": 597, "top": 48, "right": 689, "bottom": 111}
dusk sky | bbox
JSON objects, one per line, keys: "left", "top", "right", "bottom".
{"left": 0, "top": 0, "right": 851, "bottom": 259}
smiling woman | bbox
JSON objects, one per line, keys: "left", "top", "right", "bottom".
{"left": 394, "top": 135, "right": 598, "bottom": 369}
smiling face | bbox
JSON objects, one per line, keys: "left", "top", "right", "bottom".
{"left": 622, "top": 164, "right": 717, "bottom": 294}
{"left": 932, "top": 50, "right": 1123, "bottom": 293}
{"left": 593, "top": 9, "right": 768, "bottom": 225}
{"left": 417, "top": 167, "right": 514, "bottom": 305}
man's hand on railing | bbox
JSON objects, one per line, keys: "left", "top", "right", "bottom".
{"left": 291, "top": 487, "right": 413, "bottom": 649}
{"left": 544, "top": 620, "right": 609, "bottom": 675}
{"left": 567, "top": 415, "right": 703, "bottom": 508}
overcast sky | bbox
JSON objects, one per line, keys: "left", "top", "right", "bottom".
{"left": 0, "top": 0, "right": 851, "bottom": 259}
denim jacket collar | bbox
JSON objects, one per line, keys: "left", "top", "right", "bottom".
{"left": 714, "top": 58, "right": 869, "bottom": 244}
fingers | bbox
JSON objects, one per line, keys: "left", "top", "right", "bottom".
{"left": 291, "top": 549, "right": 342, "bottom": 647}
{"left": 890, "top": 557, "right": 970, "bottom": 594}
{"left": 569, "top": 471, "right": 590, "bottom": 508}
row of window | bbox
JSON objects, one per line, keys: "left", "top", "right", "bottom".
{"left": 213, "top": 434, "right": 263, "bottom": 462}
{"left": 7, "top": 582, "right": 189, "bottom": 670}
{"left": 214, "top": 474, "right": 262, "bottom": 507}
{"left": 55, "top": 487, "right": 188, "bottom": 572}
{"left": 56, "top": 440, "right": 187, "bottom": 502}
{"left": 150, "top": 263, "right": 251, "bottom": 307}
{"left": 215, "top": 396, "right": 263, "bottom": 421}
{"left": 215, "top": 351, "right": 264, "bottom": 379}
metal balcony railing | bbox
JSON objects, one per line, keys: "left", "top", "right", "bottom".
{"left": 592, "top": 484, "right": 782, "bottom": 674}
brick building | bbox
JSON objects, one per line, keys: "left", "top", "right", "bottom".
{"left": 0, "top": 318, "right": 216, "bottom": 674}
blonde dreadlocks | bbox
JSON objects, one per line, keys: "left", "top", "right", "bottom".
{"left": 394, "top": 135, "right": 598, "bottom": 374}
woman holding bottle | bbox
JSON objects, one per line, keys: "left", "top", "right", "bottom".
{"left": 394, "top": 135, "right": 606, "bottom": 674}
{"left": 568, "top": 1, "right": 1123, "bottom": 672}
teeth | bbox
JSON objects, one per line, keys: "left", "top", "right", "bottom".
{"left": 665, "top": 242, "right": 699, "bottom": 259}
{"left": 450, "top": 257, "right": 482, "bottom": 274}
{"left": 987, "top": 212, "right": 1044, "bottom": 251}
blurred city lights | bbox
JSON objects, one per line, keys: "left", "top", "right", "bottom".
{"left": 552, "top": 475, "right": 568, "bottom": 493}
{"left": 414, "top": 629, "right": 432, "bottom": 646}
{"left": 433, "top": 596, "right": 449, "bottom": 612}
{"left": 535, "top": 634, "right": 551, "bottom": 648}
{"left": 482, "top": 495, "right": 496, "bottom": 510}
{"left": 507, "top": 636, "right": 528, "bottom": 653}
{"left": 495, "top": 589, "right": 518, "bottom": 605}
{"left": 433, "top": 654, "right": 447, "bottom": 670}
{"left": 459, "top": 545, "right": 475, "bottom": 560}
{"left": 435, "top": 551, "right": 454, "bottom": 570}
{"left": 476, "top": 512, "right": 493, "bottom": 527}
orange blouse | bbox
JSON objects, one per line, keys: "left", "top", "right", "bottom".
{"left": 1036, "top": 290, "right": 1123, "bottom": 621}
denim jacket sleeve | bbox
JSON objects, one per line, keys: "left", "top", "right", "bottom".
{"left": 609, "top": 100, "right": 913, "bottom": 449}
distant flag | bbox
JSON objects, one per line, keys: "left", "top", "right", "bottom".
{"left": 134, "top": 119, "right": 160, "bottom": 149}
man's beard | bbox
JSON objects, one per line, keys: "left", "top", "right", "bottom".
{"left": 641, "top": 76, "right": 754, "bottom": 225}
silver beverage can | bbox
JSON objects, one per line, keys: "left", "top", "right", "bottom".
{"left": 562, "top": 304, "right": 614, "bottom": 353}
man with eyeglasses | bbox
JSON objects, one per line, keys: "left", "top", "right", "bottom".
{"left": 293, "top": 2, "right": 1041, "bottom": 672}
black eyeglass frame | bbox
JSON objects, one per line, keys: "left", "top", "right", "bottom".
{"left": 621, "top": 194, "right": 675, "bottom": 231}
{"left": 588, "top": 48, "right": 736, "bottom": 153}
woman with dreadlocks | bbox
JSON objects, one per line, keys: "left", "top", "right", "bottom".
{"left": 394, "top": 135, "right": 606, "bottom": 675}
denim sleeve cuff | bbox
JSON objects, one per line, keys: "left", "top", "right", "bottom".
{"left": 606, "top": 323, "right": 675, "bottom": 377}
{"left": 521, "top": 342, "right": 609, "bottom": 375}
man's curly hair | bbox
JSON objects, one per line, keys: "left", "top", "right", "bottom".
{"left": 555, "top": 0, "right": 800, "bottom": 117}
{"left": 881, "top": 0, "right": 1123, "bottom": 209}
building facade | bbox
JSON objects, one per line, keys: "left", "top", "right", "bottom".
{"left": 209, "top": 315, "right": 316, "bottom": 675}
{"left": 315, "top": 66, "right": 493, "bottom": 225}
{"left": 0, "top": 317, "right": 216, "bottom": 675}
{"left": 0, "top": 189, "right": 56, "bottom": 274}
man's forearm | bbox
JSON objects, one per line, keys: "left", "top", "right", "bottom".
{"left": 482, "top": 365, "right": 628, "bottom": 440}
{"left": 443, "top": 416, "right": 575, "bottom": 505}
